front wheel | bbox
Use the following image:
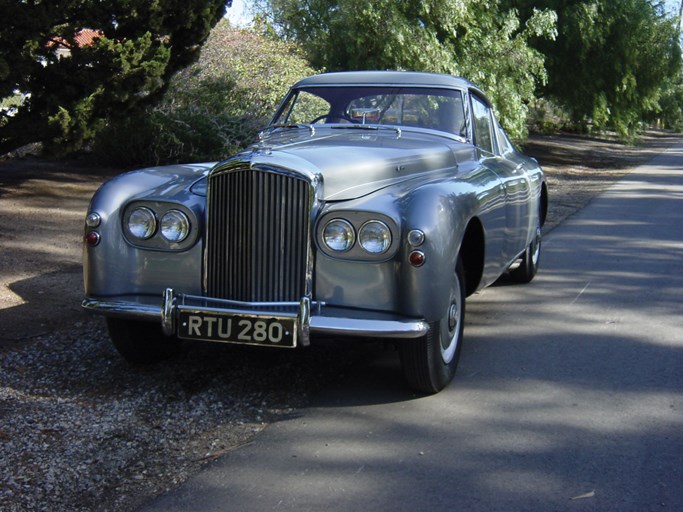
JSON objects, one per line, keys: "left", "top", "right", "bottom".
{"left": 106, "top": 318, "right": 180, "bottom": 364}
{"left": 399, "top": 258, "right": 466, "bottom": 394}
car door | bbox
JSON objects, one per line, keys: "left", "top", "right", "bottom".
{"left": 492, "top": 116, "right": 533, "bottom": 255}
{"left": 470, "top": 94, "right": 531, "bottom": 265}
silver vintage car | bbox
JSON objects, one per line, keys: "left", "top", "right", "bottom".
{"left": 83, "top": 71, "right": 547, "bottom": 393}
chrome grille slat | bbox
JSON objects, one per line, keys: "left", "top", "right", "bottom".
{"left": 206, "top": 166, "right": 311, "bottom": 302}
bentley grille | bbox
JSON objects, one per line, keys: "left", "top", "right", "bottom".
{"left": 205, "top": 166, "right": 312, "bottom": 303}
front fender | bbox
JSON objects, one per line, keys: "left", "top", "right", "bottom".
{"left": 313, "top": 179, "right": 480, "bottom": 323}
{"left": 83, "top": 165, "right": 211, "bottom": 298}
{"left": 396, "top": 181, "right": 478, "bottom": 321}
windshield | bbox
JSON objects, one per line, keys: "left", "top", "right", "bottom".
{"left": 271, "top": 86, "right": 467, "bottom": 138}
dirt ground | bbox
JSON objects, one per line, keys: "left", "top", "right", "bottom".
{"left": 0, "top": 131, "right": 679, "bottom": 345}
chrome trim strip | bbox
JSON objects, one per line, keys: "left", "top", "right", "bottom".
{"left": 176, "top": 304, "right": 298, "bottom": 318}
{"left": 161, "top": 288, "right": 175, "bottom": 336}
{"left": 83, "top": 297, "right": 428, "bottom": 340}
{"left": 309, "top": 317, "right": 429, "bottom": 338}
{"left": 174, "top": 291, "right": 321, "bottom": 310}
{"left": 82, "top": 298, "right": 160, "bottom": 321}
{"left": 298, "top": 296, "right": 311, "bottom": 346}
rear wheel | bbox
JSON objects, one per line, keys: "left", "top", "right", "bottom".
{"left": 509, "top": 225, "right": 541, "bottom": 283}
{"left": 106, "top": 318, "right": 180, "bottom": 364}
{"left": 400, "top": 258, "right": 466, "bottom": 394}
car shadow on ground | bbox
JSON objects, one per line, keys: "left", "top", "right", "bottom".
{"left": 0, "top": 267, "right": 88, "bottom": 346}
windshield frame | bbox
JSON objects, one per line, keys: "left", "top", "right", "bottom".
{"left": 270, "top": 85, "right": 470, "bottom": 141}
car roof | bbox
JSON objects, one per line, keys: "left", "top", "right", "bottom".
{"left": 293, "top": 71, "right": 489, "bottom": 104}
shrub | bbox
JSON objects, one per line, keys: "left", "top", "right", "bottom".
{"left": 527, "top": 98, "right": 570, "bottom": 135}
{"left": 94, "top": 20, "right": 317, "bottom": 166}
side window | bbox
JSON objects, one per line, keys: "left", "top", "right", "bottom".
{"left": 471, "top": 95, "right": 494, "bottom": 154}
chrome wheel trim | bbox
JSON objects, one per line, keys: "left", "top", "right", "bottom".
{"left": 440, "top": 275, "right": 463, "bottom": 364}
{"left": 531, "top": 226, "right": 541, "bottom": 267}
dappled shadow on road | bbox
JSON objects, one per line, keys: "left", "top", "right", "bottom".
{"left": 176, "top": 161, "right": 683, "bottom": 511}
{"left": 171, "top": 280, "right": 682, "bottom": 509}
{"left": 156, "top": 317, "right": 682, "bottom": 510}
{"left": 0, "top": 158, "right": 120, "bottom": 345}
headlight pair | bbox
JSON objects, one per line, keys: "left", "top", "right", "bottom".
{"left": 320, "top": 215, "right": 396, "bottom": 260}
{"left": 122, "top": 202, "right": 197, "bottom": 251}
{"left": 323, "top": 219, "right": 391, "bottom": 254}
{"left": 127, "top": 207, "right": 190, "bottom": 243}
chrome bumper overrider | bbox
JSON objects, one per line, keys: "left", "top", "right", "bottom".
{"left": 82, "top": 288, "right": 429, "bottom": 345}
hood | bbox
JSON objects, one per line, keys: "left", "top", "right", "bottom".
{"left": 236, "top": 127, "right": 461, "bottom": 201}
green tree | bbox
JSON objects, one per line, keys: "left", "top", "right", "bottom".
{"left": 655, "top": 70, "right": 683, "bottom": 131}
{"left": 94, "top": 19, "right": 317, "bottom": 165}
{"left": 255, "top": 0, "right": 557, "bottom": 140}
{"left": 506, "top": 0, "right": 681, "bottom": 138}
{"left": 0, "top": 0, "right": 227, "bottom": 155}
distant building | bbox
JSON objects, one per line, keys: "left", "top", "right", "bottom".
{"left": 50, "top": 28, "right": 103, "bottom": 59}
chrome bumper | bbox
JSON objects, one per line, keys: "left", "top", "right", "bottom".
{"left": 82, "top": 288, "right": 429, "bottom": 345}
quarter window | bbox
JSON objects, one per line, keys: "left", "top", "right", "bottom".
{"left": 280, "top": 91, "right": 331, "bottom": 124}
{"left": 471, "top": 95, "right": 494, "bottom": 154}
{"left": 495, "top": 117, "right": 514, "bottom": 155}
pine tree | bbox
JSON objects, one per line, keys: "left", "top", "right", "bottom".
{"left": 0, "top": 0, "right": 228, "bottom": 155}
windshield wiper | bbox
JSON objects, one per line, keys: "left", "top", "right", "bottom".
{"left": 260, "top": 124, "right": 315, "bottom": 137}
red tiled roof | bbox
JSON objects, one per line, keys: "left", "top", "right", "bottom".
{"left": 48, "top": 28, "right": 103, "bottom": 49}
{"left": 73, "top": 29, "right": 102, "bottom": 47}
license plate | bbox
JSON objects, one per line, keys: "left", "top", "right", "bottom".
{"left": 177, "top": 310, "right": 297, "bottom": 348}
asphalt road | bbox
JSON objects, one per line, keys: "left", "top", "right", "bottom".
{"left": 141, "top": 145, "right": 683, "bottom": 512}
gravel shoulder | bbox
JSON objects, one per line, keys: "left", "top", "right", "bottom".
{"left": 0, "top": 131, "right": 680, "bottom": 511}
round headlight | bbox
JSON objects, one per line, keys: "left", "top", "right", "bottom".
{"left": 323, "top": 219, "right": 355, "bottom": 252}
{"left": 127, "top": 207, "right": 157, "bottom": 240}
{"left": 359, "top": 220, "right": 392, "bottom": 254}
{"left": 160, "top": 210, "right": 190, "bottom": 243}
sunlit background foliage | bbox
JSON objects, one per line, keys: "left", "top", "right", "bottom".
{"left": 93, "top": 19, "right": 316, "bottom": 165}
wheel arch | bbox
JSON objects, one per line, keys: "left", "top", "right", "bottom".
{"left": 459, "top": 217, "right": 485, "bottom": 297}
{"left": 540, "top": 180, "right": 548, "bottom": 227}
